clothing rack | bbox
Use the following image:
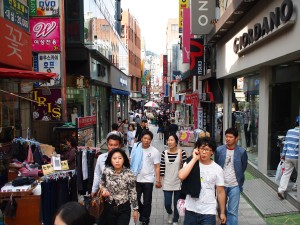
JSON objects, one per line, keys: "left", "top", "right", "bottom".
{"left": 13, "top": 137, "right": 40, "bottom": 146}
{"left": 77, "top": 146, "right": 100, "bottom": 152}
{"left": 40, "top": 169, "right": 76, "bottom": 182}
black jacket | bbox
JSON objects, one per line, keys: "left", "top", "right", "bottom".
{"left": 180, "top": 156, "right": 201, "bottom": 198}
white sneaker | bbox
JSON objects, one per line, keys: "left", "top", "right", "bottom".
{"left": 167, "top": 214, "right": 172, "bottom": 224}
{"left": 292, "top": 185, "right": 297, "bottom": 191}
{"left": 173, "top": 223, "right": 178, "bottom": 225}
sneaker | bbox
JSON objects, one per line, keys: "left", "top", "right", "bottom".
{"left": 173, "top": 223, "right": 178, "bottom": 225}
{"left": 167, "top": 214, "right": 172, "bottom": 224}
{"left": 292, "top": 185, "right": 297, "bottom": 191}
{"left": 277, "top": 191, "right": 284, "bottom": 200}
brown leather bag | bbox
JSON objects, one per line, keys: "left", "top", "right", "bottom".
{"left": 89, "top": 188, "right": 105, "bottom": 218}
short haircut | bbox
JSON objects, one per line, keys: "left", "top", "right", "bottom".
{"left": 55, "top": 201, "right": 94, "bottom": 225}
{"left": 141, "top": 130, "right": 153, "bottom": 140}
{"left": 141, "top": 119, "right": 148, "bottom": 123}
{"left": 105, "top": 148, "right": 130, "bottom": 168}
{"left": 225, "top": 127, "right": 239, "bottom": 138}
{"left": 111, "top": 123, "right": 118, "bottom": 130}
{"left": 129, "top": 123, "right": 135, "bottom": 130}
{"left": 168, "top": 134, "right": 179, "bottom": 144}
{"left": 107, "top": 134, "right": 122, "bottom": 144}
{"left": 171, "top": 119, "right": 175, "bottom": 123}
{"left": 194, "top": 137, "right": 217, "bottom": 153}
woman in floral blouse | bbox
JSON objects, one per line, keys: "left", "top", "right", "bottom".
{"left": 101, "top": 148, "right": 138, "bottom": 225}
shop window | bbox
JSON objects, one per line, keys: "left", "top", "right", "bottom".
{"left": 234, "top": 76, "right": 259, "bottom": 165}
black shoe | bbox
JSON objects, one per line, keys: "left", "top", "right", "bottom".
{"left": 277, "top": 192, "right": 284, "bottom": 200}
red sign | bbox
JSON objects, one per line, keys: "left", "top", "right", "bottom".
{"left": 163, "top": 55, "right": 168, "bottom": 76}
{"left": 77, "top": 116, "right": 97, "bottom": 129}
{"left": 0, "top": 17, "right": 32, "bottom": 70}
{"left": 185, "top": 92, "right": 199, "bottom": 128}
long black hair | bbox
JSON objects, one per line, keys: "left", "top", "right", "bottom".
{"left": 105, "top": 148, "right": 130, "bottom": 168}
{"left": 54, "top": 201, "right": 94, "bottom": 225}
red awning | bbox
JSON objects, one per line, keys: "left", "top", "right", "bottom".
{"left": 0, "top": 68, "right": 57, "bottom": 81}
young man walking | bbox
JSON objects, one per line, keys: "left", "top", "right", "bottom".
{"left": 130, "top": 130, "right": 161, "bottom": 225}
{"left": 178, "top": 137, "right": 226, "bottom": 225}
{"left": 215, "top": 127, "right": 248, "bottom": 225}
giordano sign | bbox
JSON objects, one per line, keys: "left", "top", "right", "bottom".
{"left": 233, "top": 0, "right": 294, "bottom": 54}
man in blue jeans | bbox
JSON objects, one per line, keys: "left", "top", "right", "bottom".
{"left": 215, "top": 127, "right": 248, "bottom": 225}
{"left": 131, "top": 130, "right": 161, "bottom": 225}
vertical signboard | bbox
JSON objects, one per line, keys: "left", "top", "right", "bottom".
{"left": 30, "top": 17, "right": 60, "bottom": 52}
{"left": 29, "top": 0, "right": 59, "bottom": 16}
{"left": 179, "top": 0, "right": 189, "bottom": 33}
{"left": 3, "top": 0, "right": 29, "bottom": 32}
{"left": 190, "top": 38, "right": 204, "bottom": 76}
{"left": 191, "top": 0, "right": 216, "bottom": 34}
{"left": 33, "top": 53, "right": 61, "bottom": 86}
{"left": 198, "top": 107, "right": 203, "bottom": 129}
{"left": 186, "top": 92, "right": 199, "bottom": 128}
{"left": 0, "top": 17, "right": 32, "bottom": 70}
{"left": 32, "top": 89, "right": 62, "bottom": 121}
{"left": 163, "top": 55, "right": 168, "bottom": 96}
{"left": 182, "top": 8, "right": 193, "bottom": 63}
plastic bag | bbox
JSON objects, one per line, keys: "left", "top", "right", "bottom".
{"left": 176, "top": 198, "right": 186, "bottom": 217}
{"left": 275, "top": 161, "right": 285, "bottom": 183}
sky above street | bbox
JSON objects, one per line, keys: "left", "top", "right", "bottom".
{"left": 121, "top": 0, "right": 179, "bottom": 54}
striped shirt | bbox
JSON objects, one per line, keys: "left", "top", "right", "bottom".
{"left": 282, "top": 127, "right": 299, "bottom": 159}
{"left": 160, "top": 149, "right": 188, "bottom": 176}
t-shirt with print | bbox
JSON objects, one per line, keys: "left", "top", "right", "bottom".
{"left": 136, "top": 145, "right": 160, "bottom": 183}
{"left": 223, "top": 149, "right": 238, "bottom": 187}
{"left": 185, "top": 161, "right": 224, "bottom": 215}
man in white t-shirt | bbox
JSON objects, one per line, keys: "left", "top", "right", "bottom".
{"left": 179, "top": 137, "right": 226, "bottom": 225}
{"left": 134, "top": 130, "right": 161, "bottom": 225}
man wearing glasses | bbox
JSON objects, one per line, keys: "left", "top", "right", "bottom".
{"left": 215, "top": 127, "right": 248, "bottom": 225}
{"left": 179, "top": 137, "right": 226, "bottom": 225}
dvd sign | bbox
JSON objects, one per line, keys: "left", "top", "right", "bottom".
{"left": 29, "top": 0, "right": 59, "bottom": 16}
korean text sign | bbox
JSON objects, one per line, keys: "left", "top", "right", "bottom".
{"left": 0, "top": 17, "right": 32, "bottom": 70}
{"left": 30, "top": 17, "right": 60, "bottom": 52}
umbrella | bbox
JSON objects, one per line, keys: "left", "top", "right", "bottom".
{"left": 144, "top": 101, "right": 159, "bottom": 108}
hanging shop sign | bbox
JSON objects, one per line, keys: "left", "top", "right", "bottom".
{"left": 190, "top": 38, "right": 204, "bottom": 76}
{"left": 29, "top": 0, "right": 59, "bottom": 16}
{"left": 33, "top": 53, "right": 61, "bottom": 86}
{"left": 30, "top": 17, "right": 60, "bottom": 51}
{"left": 77, "top": 116, "right": 97, "bottom": 129}
{"left": 233, "top": 0, "right": 294, "bottom": 55}
{"left": 2, "top": 0, "right": 29, "bottom": 32}
{"left": 182, "top": 8, "right": 193, "bottom": 63}
{"left": 179, "top": 0, "right": 189, "bottom": 33}
{"left": 163, "top": 55, "right": 168, "bottom": 95}
{"left": 191, "top": 0, "right": 216, "bottom": 35}
{"left": 0, "top": 17, "right": 32, "bottom": 70}
{"left": 32, "top": 88, "right": 62, "bottom": 121}
{"left": 186, "top": 92, "right": 199, "bottom": 128}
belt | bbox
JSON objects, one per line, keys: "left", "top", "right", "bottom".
{"left": 107, "top": 201, "right": 130, "bottom": 213}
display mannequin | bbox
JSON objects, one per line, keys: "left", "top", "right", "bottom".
{"left": 70, "top": 106, "right": 79, "bottom": 124}
{"left": 243, "top": 102, "right": 251, "bottom": 150}
{"left": 234, "top": 102, "right": 246, "bottom": 149}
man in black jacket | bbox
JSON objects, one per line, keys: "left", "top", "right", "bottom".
{"left": 135, "top": 119, "right": 149, "bottom": 142}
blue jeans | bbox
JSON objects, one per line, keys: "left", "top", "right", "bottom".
{"left": 136, "top": 182, "right": 154, "bottom": 224}
{"left": 163, "top": 190, "right": 180, "bottom": 222}
{"left": 183, "top": 210, "right": 216, "bottom": 225}
{"left": 225, "top": 185, "right": 240, "bottom": 225}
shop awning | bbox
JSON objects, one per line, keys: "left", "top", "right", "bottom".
{"left": 111, "top": 88, "right": 130, "bottom": 96}
{"left": 130, "top": 97, "right": 143, "bottom": 102}
{"left": 0, "top": 68, "right": 57, "bottom": 81}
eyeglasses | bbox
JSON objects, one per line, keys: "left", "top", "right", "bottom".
{"left": 199, "top": 147, "right": 212, "bottom": 152}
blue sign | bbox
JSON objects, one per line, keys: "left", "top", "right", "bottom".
{"left": 3, "top": 0, "right": 29, "bottom": 32}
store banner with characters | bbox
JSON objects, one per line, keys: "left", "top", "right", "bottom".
{"left": 186, "top": 92, "right": 199, "bottom": 128}
{"left": 30, "top": 17, "right": 60, "bottom": 51}
{"left": 33, "top": 53, "right": 61, "bottom": 86}
{"left": 32, "top": 89, "right": 62, "bottom": 121}
{"left": 29, "top": 0, "right": 59, "bottom": 16}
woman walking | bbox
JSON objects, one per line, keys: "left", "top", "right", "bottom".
{"left": 127, "top": 123, "right": 136, "bottom": 156}
{"left": 159, "top": 134, "right": 187, "bottom": 225}
{"left": 100, "top": 148, "right": 138, "bottom": 225}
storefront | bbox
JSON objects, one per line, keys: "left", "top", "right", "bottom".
{"left": 109, "top": 66, "right": 131, "bottom": 122}
{"left": 215, "top": 0, "right": 300, "bottom": 177}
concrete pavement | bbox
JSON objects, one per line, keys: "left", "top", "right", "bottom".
{"left": 129, "top": 124, "right": 267, "bottom": 225}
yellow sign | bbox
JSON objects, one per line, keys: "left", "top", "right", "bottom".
{"left": 179, "top": 0, "right": 189, "bottom": 33}
{"left": 42, "top": 164, "right": 54, "bottom": 175}
{"left": 61, "top": 160, "right": 69, "bottom": 170}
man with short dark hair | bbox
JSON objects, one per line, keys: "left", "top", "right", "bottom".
{"left": 168, "top": 119, "right": 178, "bottom": 136}
{"left": 215, "top": 127, "right": 248, "bottom": 225}
{"left": 135, "top": 119, "right": 149, "bottom": 142}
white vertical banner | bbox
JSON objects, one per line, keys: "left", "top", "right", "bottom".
{"left": 198, "top": 107, "right": 203, "bottom": 129}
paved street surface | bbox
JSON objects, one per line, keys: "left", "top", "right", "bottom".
{"left": 128, "top": 124, "right": 267, "bottom": 225}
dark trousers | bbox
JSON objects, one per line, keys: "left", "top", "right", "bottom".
{"left": 136, "top": 182, "right": 154, "bottom": 224}
{"left": 105, "top": 201, "right": 131, "bottom": 225}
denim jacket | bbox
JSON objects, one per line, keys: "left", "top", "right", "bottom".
{"left": 215, "top": 145, "right": 248, "bottom": 192}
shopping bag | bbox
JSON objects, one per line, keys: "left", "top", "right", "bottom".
{"left": 176, "top": 198, "right": 186, "bottom": 217}
{"left": 275, "top": 161, "right": 285, "bottom": 183}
